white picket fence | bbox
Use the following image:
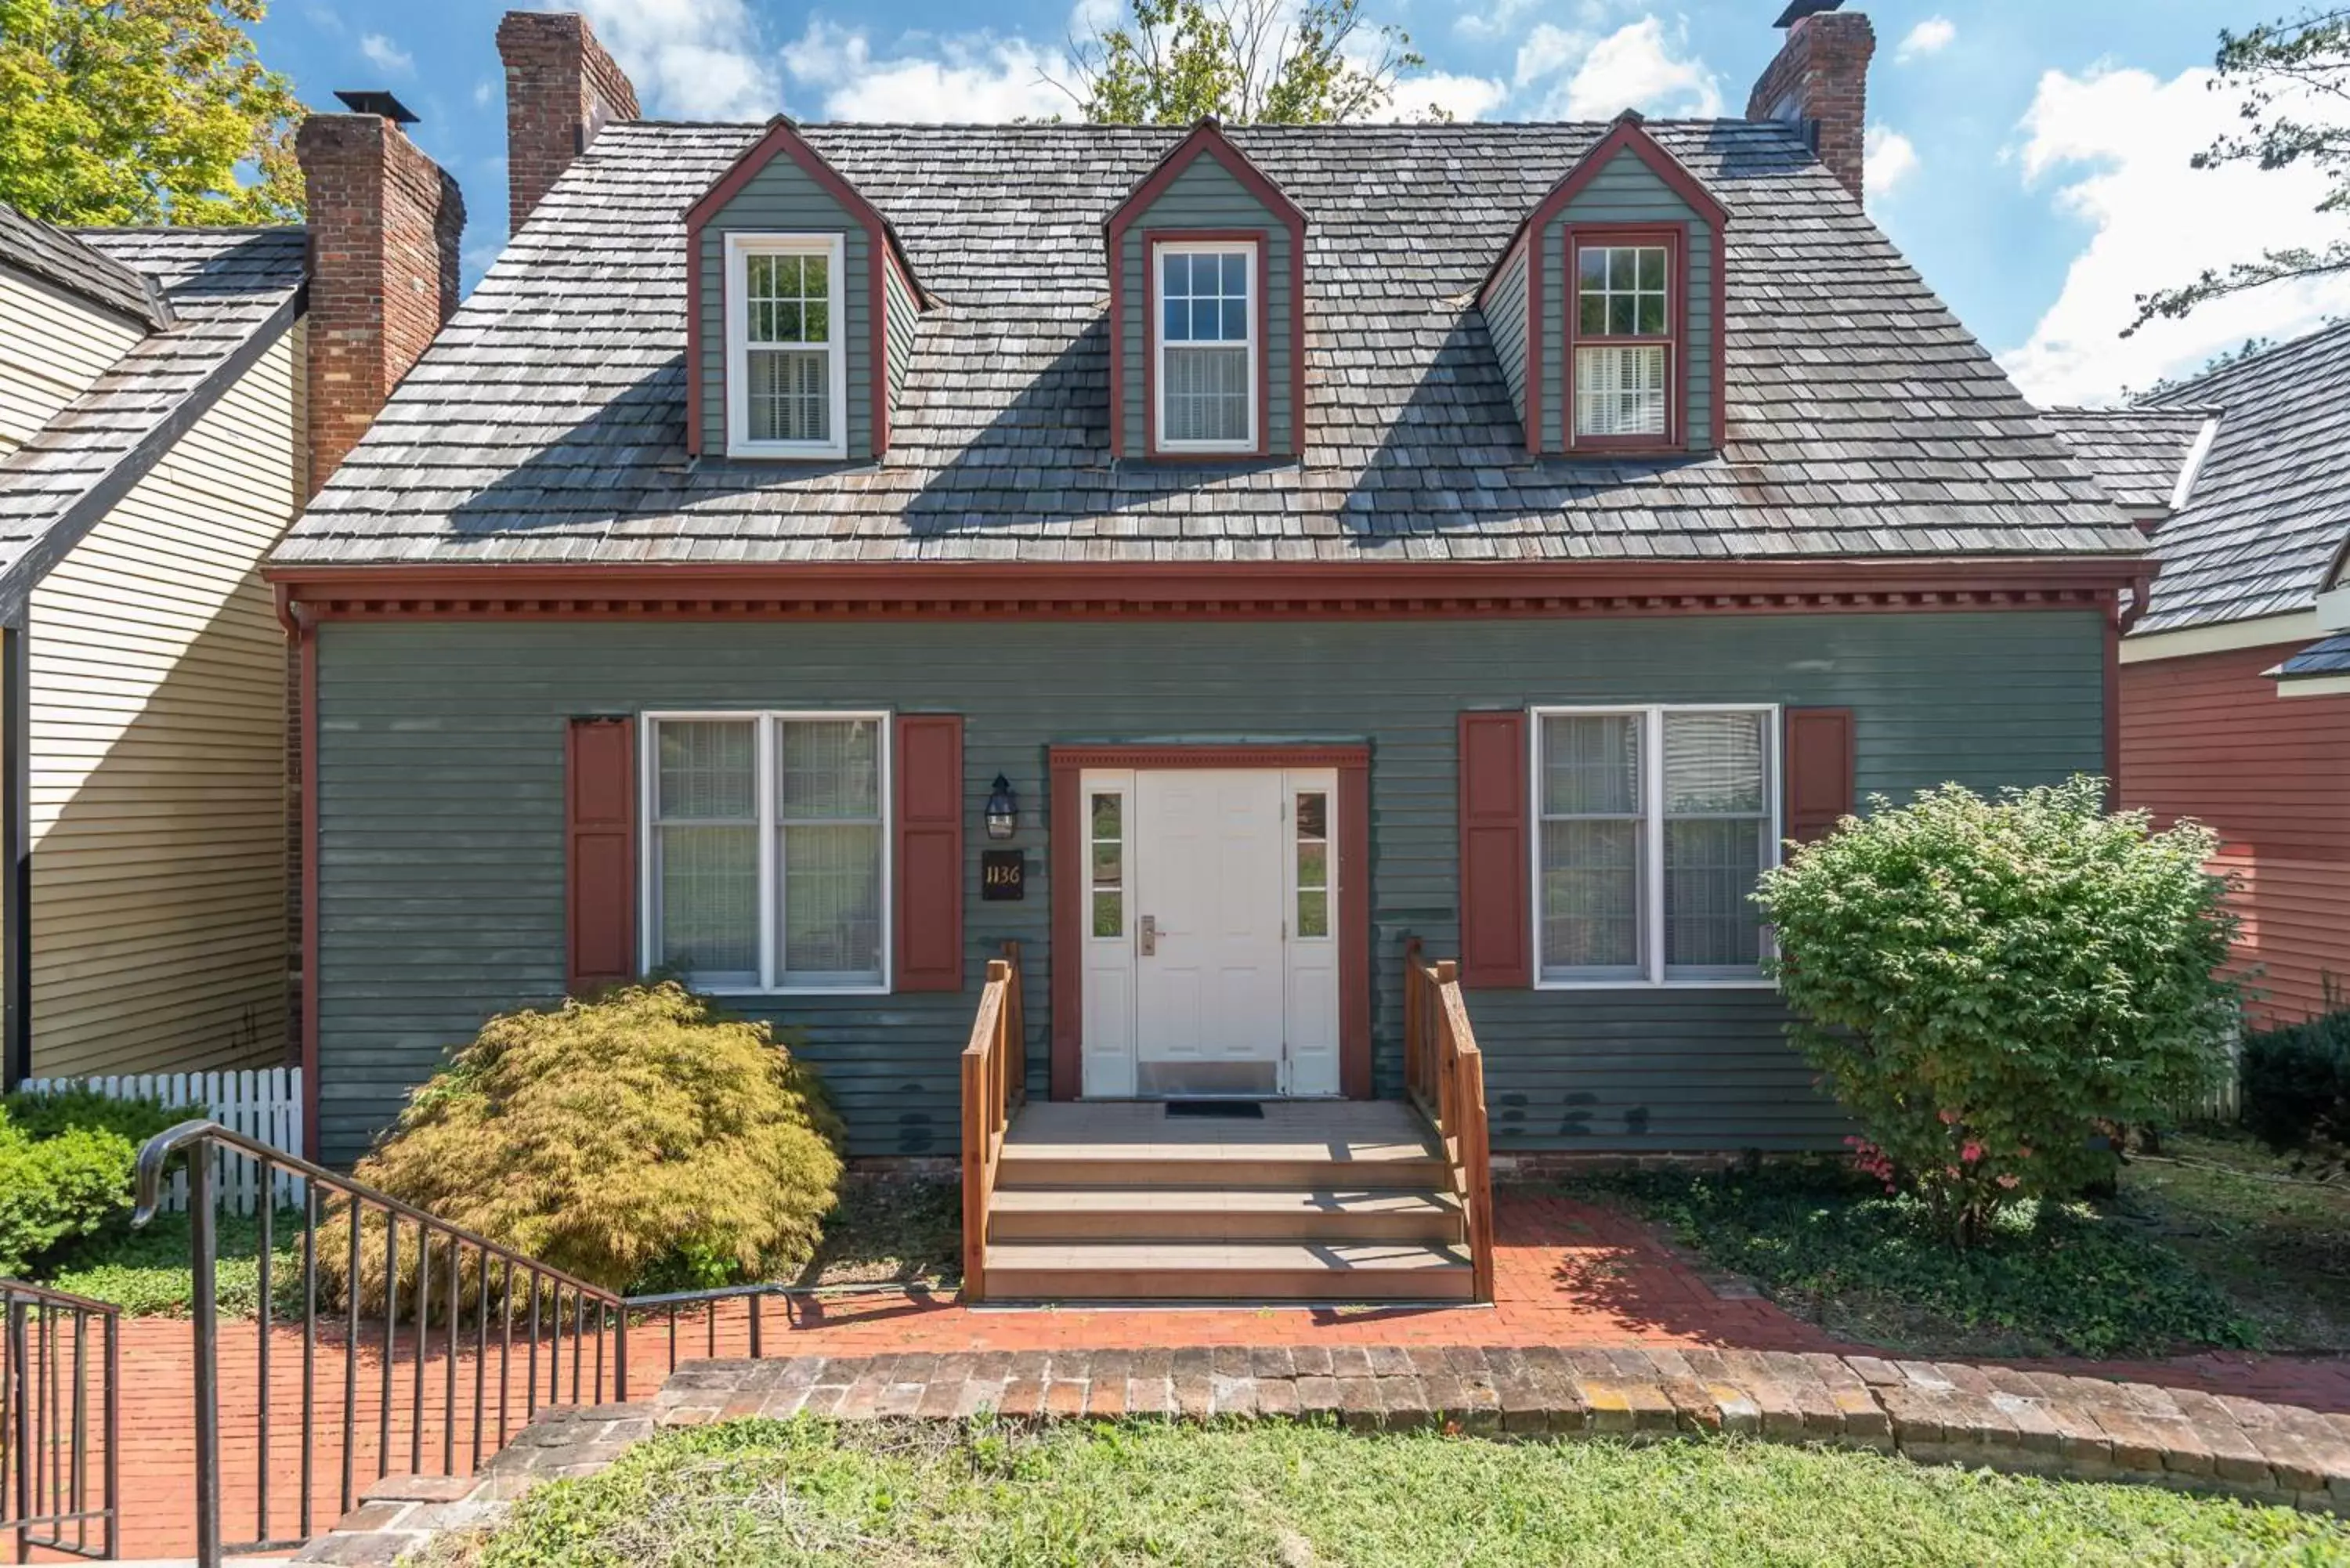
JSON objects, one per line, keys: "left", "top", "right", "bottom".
{"left": 17, "top": 1067, "right": 305, "bottom": 1216}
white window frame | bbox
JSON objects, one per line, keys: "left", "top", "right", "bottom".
{"left": 1152, "top": 238, "right": 1258, "bottom": 454}
{"left": 725, "top": 232, "right": 848, "bottom": 461}
{"left": 639, "top": 709, "right": 893, "bottom": 995}
{"left": 1529, "top": 703, "right": 1781, "bottom": 991}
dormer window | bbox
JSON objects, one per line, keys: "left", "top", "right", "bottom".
{"left": 725, "top": 233, "right": 847, "bottom": 459}
{"left": 1154, "top": 240, "right": 1257, "bottom": 453}
{"left": 1572, "top": 237, "right": 1675, "bottom": 443}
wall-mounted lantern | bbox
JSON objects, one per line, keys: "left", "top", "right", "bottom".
{"left": 985, "top": 775, "right": 1019, "bottom": 840}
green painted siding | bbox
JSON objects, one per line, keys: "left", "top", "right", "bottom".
{"left": 883, "top": 257, "right": 917, "bottom": 417}
{"left": 1482, "top": 246, "right": 1529, "bottom": 436}
{"left": 312, "top": 612, "right": 2106, "bottom": 1164}
{"left": 1538, "top": 150, "right": 1716, "bottom": 455}
{"left": 1117, "top": 156, "right": 1296, "bottom": 457}
{"left": 697, "top": 159, "right": 873, "bottom": 459}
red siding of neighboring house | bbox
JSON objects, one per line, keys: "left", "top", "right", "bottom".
{"left": 2120, "top": 641, "right": 2350, "bottom": 1024}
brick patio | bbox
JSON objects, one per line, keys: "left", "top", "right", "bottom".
{"left": 97, "top": 1188, "right": 2350, "bottom": 1559}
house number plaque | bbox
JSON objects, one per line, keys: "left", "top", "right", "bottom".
{"left": 981, "top": 850, "right": 1025, "bottom": 901}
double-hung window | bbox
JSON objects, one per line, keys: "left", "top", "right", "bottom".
{"left": 726, "top": 233, "right": 847, "bottom": 459}
{"left": 1534, "top": 706, "right": 1777, "bottom": 986}
{"left": 1154, "top": 240, "right": 1256, "bottom": 452}
{"left": 1571, "top": 240, "right": 1672, "bottom": 443}
{"left": 645, "top": 712, "right": 889, "bottom": 992}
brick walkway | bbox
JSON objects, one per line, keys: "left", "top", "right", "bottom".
{"left": 92, "top": 1190, "right": 2350, "bottom": 1558}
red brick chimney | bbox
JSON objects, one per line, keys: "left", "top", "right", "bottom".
{"left": 1747, "top": 4, "right": 1876, "bottom": 202}
{"left": 294, "top": 102, "right": 465, "bottom": 497}
{"left": 496, "top": 12, "right": 641, "bottom": 239}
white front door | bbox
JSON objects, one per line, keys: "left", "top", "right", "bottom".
{"left": 1078, "top": 767, "right": 1341, "bottom": 1098}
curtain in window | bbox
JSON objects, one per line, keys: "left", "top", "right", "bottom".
{"left": 776, "top": 719, "right": 883, "bottom": 983}
{"left": 1164, "top": 345, "right": 1249, "bottom": 444}
{"left": 748, "top": 349, "right": 829, "bottom": 443}
{"left": 1662, "top": 712, "right": 1766, "bottom": 969}
{"left": 1574, "top": 345, "right": 1668, "bottom": 438}
{"left": 1539, "top": 714, "right": 1643, "bottom": 973}
{"left": 655, "top": 721, "right": 758, "bottom": 980}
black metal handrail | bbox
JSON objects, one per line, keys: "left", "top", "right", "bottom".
{"left": 132, "top": 1121, "right": 625, "bottom": 1568}
{"left": 0, "top": 1278, "right": 118, "bottom": 1561}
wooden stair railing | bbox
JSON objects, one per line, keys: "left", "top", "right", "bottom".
{"left": 959, "top": 941, "right": 1023, "bottom": 1303}
{"left": 1403, "top": 937, "right": 1497, "bottom": 1303}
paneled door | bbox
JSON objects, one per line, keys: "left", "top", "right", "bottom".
{"left": 1131, "top": 770, "right": 1287, "bottom": 1096}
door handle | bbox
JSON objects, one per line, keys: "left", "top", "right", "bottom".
{"left": 1140, "top": 915, "right": 1158, "bottom": 956}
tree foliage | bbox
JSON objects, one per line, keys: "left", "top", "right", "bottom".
{"left": 2131, "top": 7, "right": 2350, "bottom": 332}
{"left": 1755, "top": 778, "right": 2240, "bottom": 1248}
{"left": 0, "top": 0, "right": 304, "bottom": 225}
{"left": 1055, "top": 0, "right": 1439, "bottom": 125}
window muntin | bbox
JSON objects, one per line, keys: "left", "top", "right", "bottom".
{"left": 645, "top": 712, "right": 890, "bottom": 992}
{"left": 1294, "top": 790, "right": 1329, "bottom": 938}
{"left": 725, "top": 234, "right": 847, "bottom": 459}
{"left": 1154, "top": 241, "right": 1256, "bottom": 452}
{"left": 1572, "top": 241, "right": 1672, "bottom": 442}
{"left": 1535, "top": 706, "right": 1777, "bottom": 986}
{"left": 1089, "top": 790, "right": 1125, "bottom": 938}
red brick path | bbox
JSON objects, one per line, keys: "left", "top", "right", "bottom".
{"left": 85, "top": 1190, "right": 2350, "bottom": 1558}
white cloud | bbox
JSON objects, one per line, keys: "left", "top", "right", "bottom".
{"left": 1863, "top": 124, "right": 1918, "bottom": 198}
{"left": 782, "top": 21, "right": 1068, "bottom": 121}
{"left": 359, "top": 32, "right": 413, "bottom": 74}
{"left": 472, "top": 78, "right": 494, "bottom": 108}
{"left": 1402, "top": 70, "right": 1509, "bottom": 122}
{"left": 2001, "top": 63, "right": 2350, "bottom": 405}
{"left": 1895, "top": 16, "right": 1955, "bottom": 63}
{"left": 1455, "top": 0, "right": 1542, "bottom": 45}
{"left": 1517, "top": 17, "right": 1723, "bottom": 121}
{"left": 569, "top": 0, "right": 780, "bottom": 121}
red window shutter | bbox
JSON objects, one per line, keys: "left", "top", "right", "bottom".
{"left": 1458, "top": 710, "right": 1531, "bottom": 987}
{"left": 894, "top": 714, "right": 965, "bottom": 992}
{"left": 1784, "top": 707, "right": 1856, "bottom": 845}
{"left": 565, "top": 717, "right": 636, "bottom": 996}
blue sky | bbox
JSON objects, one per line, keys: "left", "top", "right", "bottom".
{"left": 257, "top": 1, "right": 2350, "bottom": 405}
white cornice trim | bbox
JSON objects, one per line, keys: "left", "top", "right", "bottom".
{"left": 2276, "top": 674, "right": 2350, "bottom": 698}
{"left": 2119, "top": 610, "right": 2320, "bottom": 663}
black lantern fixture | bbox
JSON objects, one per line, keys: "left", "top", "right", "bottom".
{"left": 985, "top": 775, "right": 1018, "bottom": 840}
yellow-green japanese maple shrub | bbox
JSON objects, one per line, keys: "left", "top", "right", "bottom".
{"left": 325, "top": 982, "right": 842, "bottom": 1299}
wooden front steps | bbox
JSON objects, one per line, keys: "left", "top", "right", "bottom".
{"left": 975, "top": 1101, "right": 1474, "bottom": 1303}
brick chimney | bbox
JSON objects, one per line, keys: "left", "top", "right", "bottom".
{"left": 1747, "top": 3, "right": 1876, "bottom": 202}
{"left": 496, "top": 12, "right": 641, "bottom": 239}
{"left": 295, "top": 101, "right": 465, "bottom": 497}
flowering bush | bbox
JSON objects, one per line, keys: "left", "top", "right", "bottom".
{"left": 1755, "top": 777, "right": 2239, "bottom": 1247}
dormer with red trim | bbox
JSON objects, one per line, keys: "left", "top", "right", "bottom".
{"left": 1104, "top": 120, "right": 1307, "bottom": 462}
{"left": 684, "top": 117, "right": 924, "bottom": 463}
{"left": 1478, "top": 111, "right": 1728, "bottom": 460}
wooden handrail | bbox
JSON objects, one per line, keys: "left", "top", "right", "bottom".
{"left": 959, "top": 942, "right": 1022, "bottom": 1303}
{"left": 1402, "top": 938, "right": 1497, "bottom": 1303}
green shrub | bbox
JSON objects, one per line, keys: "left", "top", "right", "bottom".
{"left": 2240, "top": 1001, "right": 2350, "bottom": 1151}
{"left": 0, "top": 1089, "right": 193, "bottom": 1278}
{"left": 322, "top": 982, "right": 844, "bottom": 1301}
{"left": 1755, "top": 777, "right": 2240, "bottom": 1247}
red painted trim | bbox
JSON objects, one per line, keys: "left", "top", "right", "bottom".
{"left": 870, "top": 223, "right": 891, "bottom": 457}
{"left": 1709, "top": 222, "right": 1728, "bottom": 452}
{"left": 1524, "top": 226, "right": 1544, "bottom": 457}
{"left": 298, "top": 621, "right": 320, "bottom": 1162}
{"left": 1532, "top": 116, "right": 1730, "bottom": 236}
{"left": 2103, "top": 615, "right": 2121, "bottom": 810}
{"left": 563, "top": 717, "right": 638, "bottom": 994}
{"left": 1046, "top": 743, "right": 1374, "bottom": 1103}
{"left": 1104, "top": 123, "right": 1308, "bottom": 463}
{"left": 1784, "top": 707, "right": 1856, "bottom": 844}
{"left": 1455, "top": 710, "right": 1530, "bottom": 988}
{"left": 1141, "top": 229, "right": 1271, "bottom": 461}
{"left": 1562, "top": 223, "right": 1687, "bottom": 456}
{"left": 893, "top": 714, "right": 966, "bottom": 991}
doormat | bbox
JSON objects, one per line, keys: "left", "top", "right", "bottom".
{"left": 1165, "top": 1100, "right": 1265, "bottom": 1119}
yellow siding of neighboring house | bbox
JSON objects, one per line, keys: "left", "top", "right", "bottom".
{"left": 0, "top": 269, "right": 143, "bottom": 457}
{"left": 25, "top": 320, "right": 303, "bottom": 1078}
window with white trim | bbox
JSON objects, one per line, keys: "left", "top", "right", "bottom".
{"left": 725, "top": 233, "right": 848, "bottom": 459}
{"left": 1154, "top": 240, "right": 1256, "bottom": 451}
{"left": 645, "top": 712, "right": 888, "bottom": 992}
{"left": 1572, "top": 242, "right": 1671, "bottom": 441}
{"left": 1534, "top": 706, "right": 1777, "bottom": 985}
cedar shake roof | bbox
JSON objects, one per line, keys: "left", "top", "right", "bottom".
{"left": 0, "top": 201, "right": 170, "bottom": 328}
{"left": 2037, "top": 406, "right": 2214, "bottom": 516}
{"left": 273, "top": 119, "right": 2149, "bottom": 570}
{"left": 0, "top": 226, "right": 306, "bottom": 611}
{"left": 2128, "top": 320, "right": 2350, "bottom": 635}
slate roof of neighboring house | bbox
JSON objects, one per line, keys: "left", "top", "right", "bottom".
{"left": 273, "top": 119, "right": 2146, "bottom": 570}
{"left": 2037, "top": 406, "right": 2214, "bottom": 515}
{"left": 2278, "top": 631, "right": 2350, "bottom": 677}
{"left": 0, "top": 201, "right": 170, "bottom": 328}
{"left": 2123, "top": 320, "right": 2350, "bottom": 635}
{"left": 0, "top": 225, "right": 307, "bottom": 612}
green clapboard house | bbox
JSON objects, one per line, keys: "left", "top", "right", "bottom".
{"left": 270, "top": 6, "right": 2150, "bottom": 1298}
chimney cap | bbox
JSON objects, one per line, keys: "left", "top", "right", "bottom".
{"left": 333, "top": 89, "right": 420, "bottom": 125}
{"left": 1773, "top": 0, "right": 1843, "bottom": 26}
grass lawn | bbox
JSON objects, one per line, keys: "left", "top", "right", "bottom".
{"left": 428, "top": 1417, "right": 2350, "bottom": 1567}
{"left": 1567, "top": 1160, "right": 2259, "bottom": 1360}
